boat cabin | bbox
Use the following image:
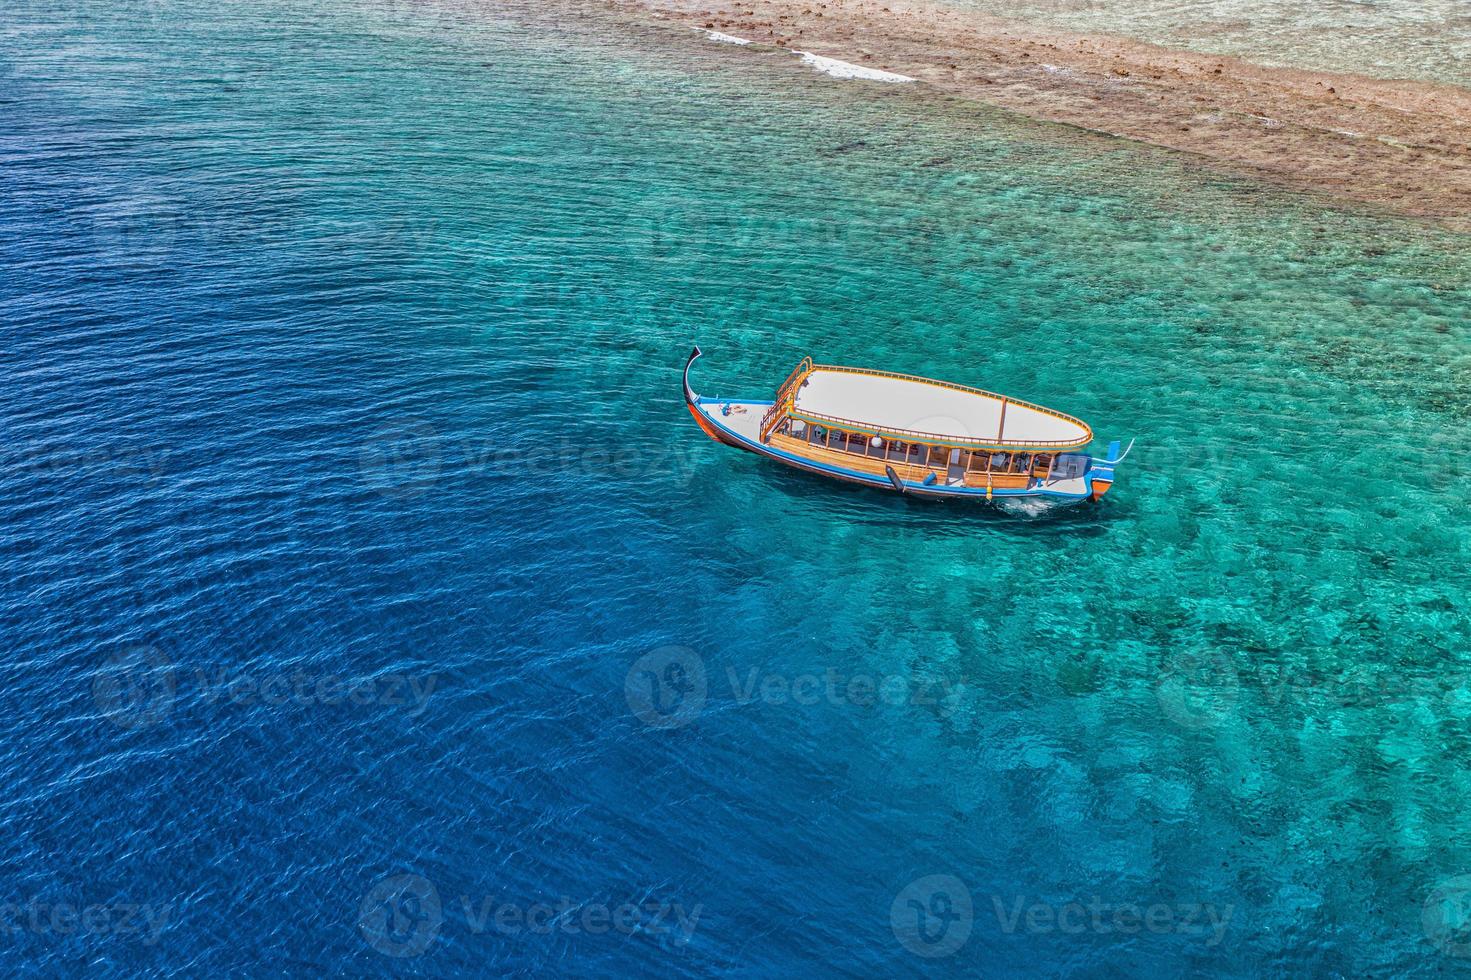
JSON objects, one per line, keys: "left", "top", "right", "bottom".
{"left": 682, "top": 348, "right": 1119, "bottom": 503}
{"left": 758, "top": 360, "right": 1093, "bottom": 492}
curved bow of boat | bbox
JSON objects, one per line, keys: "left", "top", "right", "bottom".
{"left": 682, "top": 346, "right": 703, "bottom": 406}
{"left": 682, "top": 345, "right": 732, "bottom": 444}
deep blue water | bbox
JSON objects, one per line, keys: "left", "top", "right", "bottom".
{"left": 3, "top": 0, "right": 1471, "bottom": 974}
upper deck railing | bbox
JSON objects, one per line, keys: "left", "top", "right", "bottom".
{"left": 789, "top": 407, "right": 1085, "bottom": 449}
{"left": 760, "top": 356, "right": 813, "bottom": 442}
{"left": 762, "top": 359, "right": 1093, "bottom": 450}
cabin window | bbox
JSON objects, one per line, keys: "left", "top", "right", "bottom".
{"left": 990, "top": 452, "right": 1010, "bottom": 472}
{"left": 790, "top": 419, "right": 807, "bottom": 439}
{"left": 968, "top": 451, "right": 987, "bottom": 472}
{"left": 1012, "top": 452, "right": 1032, "bottom": 474}
{"left": 809, "top": 425, "right": 826, "bottom": 446}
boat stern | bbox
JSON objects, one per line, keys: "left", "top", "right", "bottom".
{"left": 1088, "top": 440, "right": 1124, "bottom": 500}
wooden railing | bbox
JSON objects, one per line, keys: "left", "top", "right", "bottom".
{"left": 768, "top": 432, "right": 1053, "bottom": 489}
{"left": 759, "top": 356, "right": 812, "bottom": 442}
{"left": 788, "top": 407, "right": 1083, "bottom": 450}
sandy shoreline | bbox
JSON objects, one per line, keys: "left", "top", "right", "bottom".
{"left": 611, "top": 0, "right": 1471, "bottom": 228}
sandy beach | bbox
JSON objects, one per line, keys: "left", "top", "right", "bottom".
{"left": 614, "top": 0, "right": 1471, "bottom": 227}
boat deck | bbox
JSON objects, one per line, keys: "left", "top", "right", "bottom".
{"left": 696, "top": 399, "right": 766, "bottom": 443}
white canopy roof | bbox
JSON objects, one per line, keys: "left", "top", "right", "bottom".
{"left": 791, "top": 368, "right": 1090, "bottom": 447}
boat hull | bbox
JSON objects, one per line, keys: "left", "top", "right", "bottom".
{"left": 685, "top": 401, "right": 732, "bottom": 445}
{"left": 679, "top": 347, "right": 1113, "bottom": 506}
{"left": 688, "top": 396, "right": 1097, "bottom": 505}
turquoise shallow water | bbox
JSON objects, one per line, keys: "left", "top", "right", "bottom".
{"left": 3, "top": 0, "right": 1471, "bottom": 973}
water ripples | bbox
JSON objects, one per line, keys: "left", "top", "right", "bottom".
{"left": 2, "top": 0, "right": 1470, "bottom": 974}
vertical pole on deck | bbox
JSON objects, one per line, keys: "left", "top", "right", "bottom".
{"left": 997, "top": 398, "right": 1008, "bottom": 443}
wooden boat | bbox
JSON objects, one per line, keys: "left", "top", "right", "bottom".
{"left": 682, "top": 347, "right": 1127, "bottom": 506}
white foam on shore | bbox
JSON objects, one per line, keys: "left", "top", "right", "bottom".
{"left": 692, "top": 29, "right": 914, "bottom": 83}
{"left": 794, "top": 51, "right": 915, "bottom": 83}
{"left": 701, "top": 29, "right": 752, "bottom": 46}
